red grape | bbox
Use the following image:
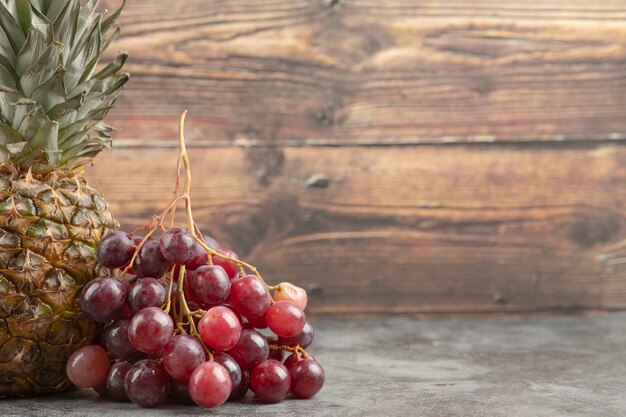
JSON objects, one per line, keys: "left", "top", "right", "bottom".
{"left": 189, "top": 265, "right": 230, "bottom": 305}
{"left": 134, "top": 240, "right": 169, "bottom": 278}
{"left": 128, "top": 307, "right": 174, "bottom": 353}
{"left": 188, "top": 361, "right": 232, "bottom": 408}
{"left": 227, "top": 329, "right": 269, "bottom": 370}
{"left": 211, "top": 248, "right": 239, "bottom": 279}
{"left": 104, "top": 318, "right": 145, "bottom": 361}
{"left": 171, "top": 378, "right": 193, "bottom": 404}
{"left": 106, "top": 361, "right": 132, "bottom": 401}
{"left": 80, "top": 276, "right": 126, "bottom": 323}
{"left": 289, "top": 357, "right": 325, "bottom": 399}
{"left": 93, "top": 378, "right": 108, "bottom": 396}
{"left": 246, "top": 314, "right": 268, "bottom": 330}
{"left": 66, "top": 345, "right": 110, "bottom": 388}
{"left": 230, "top": 369, "right": 250, "bottom": 401}
{"left": 160, "top": 227, "right": 196, "bottom": 264}
{"left": 279, "top": 321, "right": 315, "bottom": 349}
{"left": 163, "top": 335, "right": 206, "bottom": 380}
{"left": 198, "top": 306, "right": 242, "bottom": 351}
{"left": 97, "top": 231, "right": 136, "bottom": 269}
{"left": 128, "top": 277, "right": 166, "bottom": 312}
{"left": 185, "top": 243, "right": 209, "bottom": 271}
{"left": 268, "top": 347, "right": 284, "bottom": 362}
{"left": 250, "top": 359, "right": 290, "bottom": 403}
{"left": 124, "top": 359, "right": 170, "bottom": 407}
{"left": 283, "top": 353, "right": 300, "bottom": 369}
{"left": 213, "top": 352, "right": 242, "bottom": 399}
{"left": 273, "top": 282, "right": 308, "bottom": 310}
{"left": 266, "top": 300, "right": 306, "bottom": 338}
{"left": 228, "top": 275, "right": 271, "bottom": 319}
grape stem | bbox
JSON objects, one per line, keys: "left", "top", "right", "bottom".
{"left": 115, "top": 110, "right": 311, "bottom": 361}
{"left": 269, "top": 344, "right": 309, "bottom": 359}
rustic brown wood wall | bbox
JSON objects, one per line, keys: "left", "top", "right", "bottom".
{"left": 87, "top": 0, "right": 626, "bottom": 317}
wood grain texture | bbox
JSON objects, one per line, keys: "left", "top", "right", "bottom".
{"left": 98, "top": 0, "right": 626, "bottom": 146}
{"left": 85, "top": 144, "right": 626, "bottom": 316}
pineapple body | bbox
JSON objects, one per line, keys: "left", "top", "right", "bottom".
{"left": 0, "top": 0, "right": 128, "bottom": 395}
{"left": 0, "top": 166, "right": 117, "bottom": 395}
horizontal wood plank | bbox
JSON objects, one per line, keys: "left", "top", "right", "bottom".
{"left": 98, "top": 0, "right": 626, "bottom": 146}
{"left": 85, "top": 143, "right": 626, "bottom": 316}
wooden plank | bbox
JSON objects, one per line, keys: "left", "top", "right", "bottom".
{"left": 99, "top": 0, "right": 626, "bottom": 146}
{"left": 85, "top": 143, "right": 626, "bottom": 316}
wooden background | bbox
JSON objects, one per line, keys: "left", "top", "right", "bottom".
{"left": 86, "top": 0, "right": 626, "bottom": 317}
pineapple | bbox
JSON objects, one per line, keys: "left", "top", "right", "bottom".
{"left": 0, "top": 0, "right": 127, "bottom": 395}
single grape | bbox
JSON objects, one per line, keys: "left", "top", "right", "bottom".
{"left": 185, "top": 243, "right": 209, "bottom": 271}
{"left": 268, "top": 347, "right": 284, "bottom": 362}
{"left": 279, "top": 321, "right": 315, "bottom": 349}
{"left": 283, "top": 353, "right": 300, "bottom": 369}
{"left": 186, "top": 299, "right": 203, "bottom": 312}
{"left": 198, "top": 306, "right": 242, "bottom": 351}
{"left": 289, "top": 357, "right": 325, "bottom": 399}
{"left": 124, "top": 359, "right": 170, "bottom": 408}
{"left": 266, "top": 300, "right": 306, "bottom": 338}
{"left": 246, "top": 314, "right": 268, "bottom": 329}
{"left": 128, "top": 277, "right": 166, "bottom": 312}
{"left": 213, "top": 352, "right": 242, "bottom": 399}
{"left": 106, "top": 361, "right": 132, "bottom": 401}
{"left": 227, "top": 329, "right": 269, "bottom": 370}
{"left": 128, "top": 307, "right": 174, "bottom": 353}
{"left": 250, "top": 359, "right": 291, "bottom": 403}
{"left": 273, "top": 282, "right": 308, "bottom": 310}
{"left": 80, "top": 276, "right": 126, "bottom": 323}
{"left": 133, "top": 240, "right": 169, "bottom": 278}
{"left": 97, "top": 231, "right": 136, "bottom": 269}
{"left": 97, "top": 328, "right": 108, "bottom": 349}
{"left": 188, "top": 361, "right": 232, "bottom": 408}
{"left": 163, "top": 335, "right": 207, "bottom": 380}
{"left": 104, "top": 318, "right": 145, "bottom": 361}
{"left": 188, "top": 265, "right": 230, "bottom": 306}
{"left": 211, "top": 248, "right": 239, "bottom": 279}
{"left": 116, "top": 303, "right": 132, "bottom": 319}
{"left": 160, "top": 227, "right": 196, "bottom": 264}
{"left": 228, "top": 275, "right": 271, "bottom": 319}
{"left": 171, "top": 378, "right": 193, "bottom": 404}
{"left": 66, "top": 345, "right": 110, "bottom": 388}
{"left": 230, "top": 368, "right": 250, "bottom": 401}
{"left": 93, "top": 379, "right": 108, "bottom": 396}
{"left": 204, "top": 235, "right": 220, "bottom": 250}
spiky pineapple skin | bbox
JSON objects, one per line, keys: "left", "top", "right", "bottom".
{"left": 0, "top": 165, "right": 117, "bottom": 395}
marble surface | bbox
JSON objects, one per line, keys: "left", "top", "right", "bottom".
{"left": 2, "top": 313, "right": 626, "bottom": 416}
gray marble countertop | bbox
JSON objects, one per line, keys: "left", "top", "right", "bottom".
{"left": 2, "top": 313, "right": 626, "bottom": 417}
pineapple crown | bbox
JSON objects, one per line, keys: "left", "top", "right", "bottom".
{"left": 0, "top": 0, "right": 128, "bottom": 174}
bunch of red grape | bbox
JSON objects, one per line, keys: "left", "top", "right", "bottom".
{"left": 67, "top": 227, "right": 324, "bottom": 408}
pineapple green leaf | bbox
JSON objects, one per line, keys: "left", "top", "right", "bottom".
{"left": 15, "top": 103, "right": 48, "bottom": 141}
{"left": 0, "top": 123, "right": 23, "bottom": 145}
{"left": 44, "top": 0, "right": 72, "bottom": 25}
{"left": 19, "top": 40, "right": 63, "bottom": 96}
{"left": 0, "top": 52, "right": 16, "bottom": 77}
{"left": 16, "top": 28, "right": 48, "bottom": 75}
{"left": 100, "top": 24, "right": 119, "bottom": 52}
{"left": 15, "top": 0, "right": 32, "bottom": 35}
{"left": 69, "top": 19, "right": 101, "bottom": 89}
{"left": 101, "top": 0, "right": 125, "bottom": 35}
{"left": 95, "top": 52, "right": 127, "bottom": 80}
{"left": 0, "top": 1, "right": 25, "bottom": 54}
{"left": 0, "top": 54, "right": 18, "bottom": 90}
{"left": 52, "top": 0, "right": 79, "bottom": 64}
{"left": 0, "top": 0, "right": 127, "bottom": 172}
{"left": 30, "top": 65, "right": 66, "bottom": 111}
{"left": 4, "top": 140, "right": 28, "bottom": 158}
{"left": 47, "top": 92, "right": 84, "bottom": 120}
